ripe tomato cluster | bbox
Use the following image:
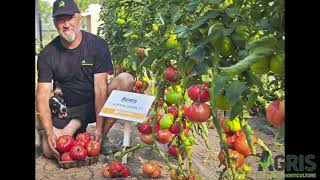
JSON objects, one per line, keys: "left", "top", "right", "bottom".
{"left": 56, "top": 132, "right": 100, "bottom": 161}
{"left": 183, "top": 83, "right": 212, "bottom": 123}
{"left": 217, "top": 115, "right": 257, "bottom": 178}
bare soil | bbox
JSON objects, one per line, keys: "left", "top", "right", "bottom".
{"left": 36, "top": 115, "right": 284, "bottom": 180}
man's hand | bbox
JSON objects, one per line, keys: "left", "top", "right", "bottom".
{"left": 47, "top": 133, "right": 60, "bottom": 160}
{"left": 94, "top": 73, "right": 108, "bottom": 146}
{"left": 37, "top": 82, "right": 60, "bottom": 159}
{"left": 94, "top": 127, "right": 104, "bottom": 146}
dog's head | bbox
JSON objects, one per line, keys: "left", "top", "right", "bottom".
{"left": 49, "top": 82, "right": 67, "bottom": 119}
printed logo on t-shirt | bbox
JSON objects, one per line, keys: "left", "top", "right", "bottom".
{"left": 81, "top": 59, "right": 93, "bottom": 66}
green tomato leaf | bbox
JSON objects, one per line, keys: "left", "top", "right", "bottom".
{"left": 174, "top": 25, "right": 188, "bottom": 34}
{"left": 208, "top": 0, "right": 223, "bottom": 5}
{"left": 190, "top": 11, "right": 220, "bottom": 30}
{"left": 225, "top": 7, "right": 238, "bottom": 18}
{"left": 171, "top": 11, "right": 183, "bottom": 29}
{"left": 213, "top": 75, "right": 229, "bottom": 98}
{"left": 259, "top": 19, "right": 270, "bottom": 30}
{"left": 243, "top": 71, "right": 266, "bottom": 95}
{"left": 195, "top": 63, "right": 209, "bottom": 75}
{"left": 230, "top": 100, "right": 244, "bottom": 119}
{"left": 247, "top": 35, "right": 278, "bottom": 51}
{"left": 226, "top": 81, "right": 247, "bottom": 105}
{"left": 187, "top": 46, "right": 205, "bottom": 62}
{"left": 246, "top": 91, "right": 259, "bottom": 109}
{"left": 223, "top": 27, "right": 235, "bottom": 36}
{"left": 185, "top": 0, "right": 201, "bottom": 12}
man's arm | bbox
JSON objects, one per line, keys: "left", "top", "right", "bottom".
{"left": 36, "top": 83, "right": 60, "bottom": 159}
{"left": 36, "top": 83, "right": 53, "bottom": 137}
{"left": 94, "top": 72, "right": 108, "bottom": 144}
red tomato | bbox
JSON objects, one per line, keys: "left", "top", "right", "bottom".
{"left": 187, "top": 84, "right": 211, "bottom": 103}
{"left": 76, "top": 132, "right": 91, "bottom": 146}
{"left": 169, "top": 121, "right": 186, "bottom": 135}
{"left": 156, "top": 129, "right": 173, "bottom": 144}
{"left": 121, "top": 165, "right": 131, "bottom": 177}
{"left": 157, "top": 114, "right": 163, "bottom": 123}
{"left": 108, "top": 162, "right": 124, "bottom": 178}
{"left": 69, "top": 145, "right": 87, "bottom": 160}
{"left": 185, "top": 103, "right": 211, "bottom": 122}
{"left": 167, "top": 106, "right": 178, "bottom": 118}
{"left": 218, "top": 149, "right": 245, "bottom": 170}
{"left": 168, "top": 146, "right": 185, "bottom": 158}
{"left": 142, "top": 162, "right": 161, "bottom": 178}
{"left": 60, "top": 152, "right": 72, "bottom": 161}
{"left": 266, "top": 100, "right": 285, "bottom": 127}
{"left": 164, "top": 67, "right": 180, "bottom": 83}
{"left": 86, "top": 140, "right": 101, "bottom": 156}
{"left": 138, "top": 122, "right": 152, "bottom": 134}
{"left": 135, "top": 80, "right": 149, "bottom": 91}
{"left": 234, "top": 134, "right": 257, "bottom": 157}
{"left": 140, "top": 133, "right": 154, "bottom": 145}
{"left": 56, "top": 135, "right": 75, "bottom": 153}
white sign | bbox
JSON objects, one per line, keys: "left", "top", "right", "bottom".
{"left": 99, "top": 90, "right": 155, "bottom": 123}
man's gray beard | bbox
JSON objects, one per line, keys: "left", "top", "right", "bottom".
{"left": 59, "top": 26, "right": 81, "bottom": 43}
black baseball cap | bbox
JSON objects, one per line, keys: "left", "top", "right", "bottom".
{"left": 52, "top": 0, "right": 80, "bottom": 17}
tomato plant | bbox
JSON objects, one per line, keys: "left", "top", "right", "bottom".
{"left": 98, "top": 0, "right": 284, "bottom": 178}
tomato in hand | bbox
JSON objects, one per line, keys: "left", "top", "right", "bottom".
{"left": 56, "top": 135, "right": 75, "bottom": 153}
{"left": 86, "top": 140, "right": 101, "bottom": 156}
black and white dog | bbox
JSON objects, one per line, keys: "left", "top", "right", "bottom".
{"left": 49, "top": 82, "right": 68, "bottom": 119}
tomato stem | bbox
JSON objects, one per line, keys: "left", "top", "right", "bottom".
{"left": 113, "top": 144, "right": 151, "bottom": 161}
{"left": 150, "top": 85, "right": 175, "bottom": 170}
{"left": 210, "top": 68, "right": 236, "bottom": 180}
{"left": 172, "top": 82, "right": 197, "bottom": 178}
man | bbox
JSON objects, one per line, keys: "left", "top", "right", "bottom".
{"left": 36, "top": 0, "right": 135, "bottom": 159}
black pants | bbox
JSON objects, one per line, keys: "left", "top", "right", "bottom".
{"left": 52, "top": 102, "right": 96, "bottom": 135}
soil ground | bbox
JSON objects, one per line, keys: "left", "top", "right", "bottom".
{"left": 35, "top": 115, "right": 284, "bottom": 180}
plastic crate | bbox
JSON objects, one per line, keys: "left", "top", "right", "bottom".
{"left": 58, "top": 156, "right": 98, "bottom": 169}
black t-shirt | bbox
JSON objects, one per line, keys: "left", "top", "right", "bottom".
{"left": 37, "top": 31, "right": 113, "bottom": 107}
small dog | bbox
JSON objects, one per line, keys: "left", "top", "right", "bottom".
{"left": 49, "top": 82, "right": 68, "bottom": 119}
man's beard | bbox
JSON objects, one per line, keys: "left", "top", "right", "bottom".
{"left": 59, "top": 25, "right": 81, "bottom": 43}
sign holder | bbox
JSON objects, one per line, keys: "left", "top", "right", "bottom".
{"left": 122, "top": 121, "right": 132, "bottom": 163}
{"left": 99, "top": 90, "right": 155, "bottom": 163}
